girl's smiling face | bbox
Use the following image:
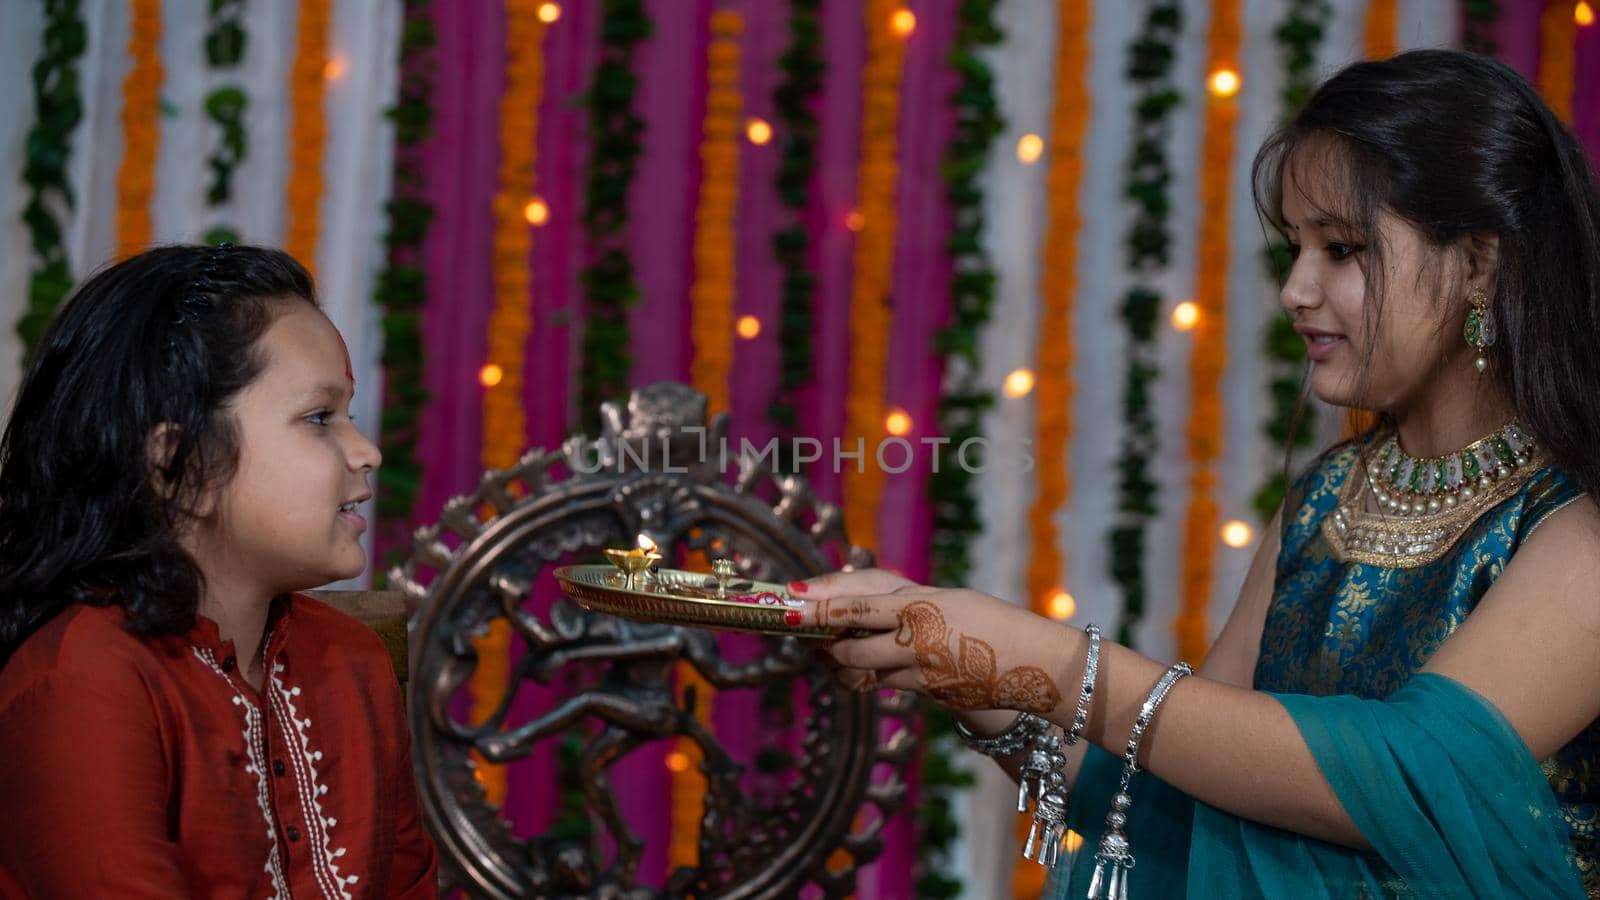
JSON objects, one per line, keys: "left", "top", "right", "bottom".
{"left": 189, "top": 304, "right": 382, "bottom": 597}
{"left": 1276, "top": 149, "right": 1483, "bottom": 417}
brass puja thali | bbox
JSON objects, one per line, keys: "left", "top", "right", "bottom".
{"left": 553, "top": 548, "right": 841, "bottom": 639}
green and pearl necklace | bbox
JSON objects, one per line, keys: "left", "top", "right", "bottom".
{"left": 1365, "top": 421, "right": 1535, "bottom": 516}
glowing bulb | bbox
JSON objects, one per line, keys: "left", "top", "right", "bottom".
{"left": 1578, "top": 1, "right": 1595, "bottom": 26}
{"left": 736, "top": 315, "right": 761, "bottom": 339}
{"left": 665, "top": 751, "right": 690, "bottom": 773}
{"left": 1011, "top": 131, "right": 1049, "bottom": 162}
{"left": 885, "top": 408, "right": 913, "bottom": 436}
{"left": 479, "top": 364, "right": 504, "bottom": 388}
{"left": 523, "top": 197, "right": 550, "bottom": 226}
{"left": 1221, "top": 520, "right": 1254, "bottom": 548}
{"left": 890, "top": 8, "right": 916, "bottom": 37}
{"left": 1016, "top": 133, "right": 1044, "bottom": 165}
{"left": 844, "top": 209, "right": 865, "bottom": 232}
{"left": 1047, "top": 590, "right": 1076, "bottom": 621}
{"left": 1065, "top": 830, "right": 1085, "bottom": 853}
{"left": 322, "top": 56, "right": 347, "bottom": 82}
{"left": 1003, "top": 368, "right": 1035, "bottom": 398}
{"left": 746, "top": 118, "right": 773, "bottom": 145}
{"left": 537, "top": 2, "right": 562, "bottom": 23}
{"left": 1209, "top": 68, "right": 1240, "bottom": 98}
{"left": 1171, "top": 301, "right": 1200, "bottom": 331}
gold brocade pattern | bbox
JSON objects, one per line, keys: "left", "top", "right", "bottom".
{"left": 1256, "top": 435, "right": 1599, "bottom": 897}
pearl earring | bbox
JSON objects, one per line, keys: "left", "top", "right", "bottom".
{"left": 1464, "top": 287, "right": 1494, "bottom": 373}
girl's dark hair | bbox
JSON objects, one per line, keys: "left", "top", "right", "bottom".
{"left": 0, "top": 244, "right": 316, "bottom": 664}
{"left": 1252, "top": 49, "right": 1600, "bottom": 503}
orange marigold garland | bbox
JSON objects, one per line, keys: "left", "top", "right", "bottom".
{"left": 1537, "top": 1, "right": 1578, "bottom": 122}
{"left": 284, "top": 0, "right": 332, "bottom": 276}
{"left": 1362, "top": 0, "right": 1399, "bottom": 60}
{"left": 1024, "top": 0, "right": 1091, "bottom": 622}
{"left": 673, "top": 8, "right": 744, "bottom": 871}
{"left": 1178, "top": 0, "right": 1241, "bottom": 665}
{"left": 115, "top": 0, "right": 163, "bottom": 258}
{"left": 841, "top": 0, "right": 910, "bottom": 550}
{"left": 469, "top": 0, "right": 549, "bottom": 809}
{"left": 688, "top": 11, "right": 744, "bottom": 417}
{"left": 1015, "top": 5, "right": 1092, "bottom": 897}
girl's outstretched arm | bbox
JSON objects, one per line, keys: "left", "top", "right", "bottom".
{"left": 796, "top": 501, "right": 1600, "bottom": 849}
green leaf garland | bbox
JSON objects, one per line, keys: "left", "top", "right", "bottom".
{"left": 17, "top": 0, "right": 88, "bottom": 358}
{"left": 931, "top": 0, "right": 1003, "bottom": 590}
{"left": 755, "top": 0, "right": 825, "bottom": 822}
{"left": 1109, "top": 1, "right": 1184, "bottom": 647}
{"left": 921, "top": 2, "right": 1004, "bottom": 896}
{"left": 202, "top": 0, "right": 249, "bottom": 246}
{"left": 373, "top": 0, "right": 437, "bottom": 571}
{"left": 1251, "top": 0, "right": 1327, "bottom": 522}
{"left": 578, "top": 0, "right": 652, "bottom": 434}
{"left": 1463, "top": 0, "right": 1500, "bottom": 56}
{"left": 766, "top": 0, "right": 824, "bottom": 441}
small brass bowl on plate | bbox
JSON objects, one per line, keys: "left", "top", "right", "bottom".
{"left": 552, "top": 564, "right": 840, "bottom": 639}
{"left": 602, "top": 548, "right": 662, "bottom": 590}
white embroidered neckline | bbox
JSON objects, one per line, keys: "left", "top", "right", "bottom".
{"left": 268, "top": 661, "right": 359, "bottom": 899}
{"left": 193, "top": 647, "right": 292, "bottom": 900}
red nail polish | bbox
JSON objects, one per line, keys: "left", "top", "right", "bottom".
{"left": 788, "top": 580, "right": 808, "bottom": 593}
{"left": 784, "top": 609, "right": 803, "bottom": 626}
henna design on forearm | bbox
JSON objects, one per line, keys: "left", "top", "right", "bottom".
{"left": 893, "top": 601, "right": 1061, "bottom": 714}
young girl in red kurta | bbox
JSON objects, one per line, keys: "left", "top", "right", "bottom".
{"left": 0, "top": 245, "right": 438, "bottom": 898}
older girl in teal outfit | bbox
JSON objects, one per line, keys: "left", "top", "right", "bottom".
{"left": 788, "top": 50, "right": 1600, "bottom": 898}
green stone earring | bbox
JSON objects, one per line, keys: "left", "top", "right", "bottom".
{"left": 1464, "top": 287, "right": 1494, "bottom": 372}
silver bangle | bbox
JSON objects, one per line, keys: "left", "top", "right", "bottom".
{"left": 953, "top": 711, "right": 1047, "bottom": 758}
{"left": 1122, "top": 661, "right": 1190, "bottom": 772}
{"left": 1066, "top": 624, "right": 1100, "bottom": 745}
{"left": 1087, "top": 662, "right": 1193, "bottom": 900}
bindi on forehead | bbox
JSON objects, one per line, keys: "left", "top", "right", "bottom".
{"left": 332, "top": 324, "right": 354, "bottom": 386}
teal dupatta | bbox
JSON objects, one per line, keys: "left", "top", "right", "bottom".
{"left": 1047, "top": 673, "right": 1584, "bottom": 898}
{"left": 1041, "top": 438, "right": 1593, "bottom": 897}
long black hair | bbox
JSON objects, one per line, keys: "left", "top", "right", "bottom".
{"left": 1252, "top": 49, "right": 1600, "bottom": 502}
{"left": 0, "top": 245, "right": 317, "bottom": 665}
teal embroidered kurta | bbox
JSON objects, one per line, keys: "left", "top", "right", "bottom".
{"left": 1255, "top": 437, "right": 1598, "bottom": 895}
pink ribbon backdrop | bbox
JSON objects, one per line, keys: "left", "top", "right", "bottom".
{"left": 401, "top": 1, "right": 1600, "bottom": 896}
{"left": 409, "top": 1, "right": 956, "bottom": 894}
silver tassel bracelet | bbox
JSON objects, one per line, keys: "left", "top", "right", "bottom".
{"left": 1086, "top": 662, "right": 1191, "bottom": 899}
{"left": 1085, "top": 791, "right": 1134, "bottom": 899}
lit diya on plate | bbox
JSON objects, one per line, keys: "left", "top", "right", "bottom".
{"left": 553, "top": 537, "right": 838, "bottom": 638}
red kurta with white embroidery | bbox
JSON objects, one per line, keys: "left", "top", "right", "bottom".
{"left": 0, "top": 594, "right": 438, "bottom": 898}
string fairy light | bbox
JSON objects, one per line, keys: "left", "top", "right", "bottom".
{"left": 1016, "top": 132, "right": 1044, "bottom": 164}
{"left": 885, "top": 407, "right": 913, "bottom": 436}
{"left": 1003, "top": 367, "right": 1035, "bottom": 398}
{"left": 891, "top": 8, "right": 916, "bottom": 37}
{"left": 1208, "top": 68, "right": 1240, "bottom": 97}
{"left": 523, "top": 197, "right": 549, "bottom": 225}
{"left": 1171, "top": 300, "right": 1200, "bottom": 331}
{"left": 1221, "top": 520, "right": 1253, "bottom": 548}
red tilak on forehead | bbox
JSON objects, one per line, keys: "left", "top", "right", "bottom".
{"left": 335, "top": 328, "right": 354, "bottom": 386}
